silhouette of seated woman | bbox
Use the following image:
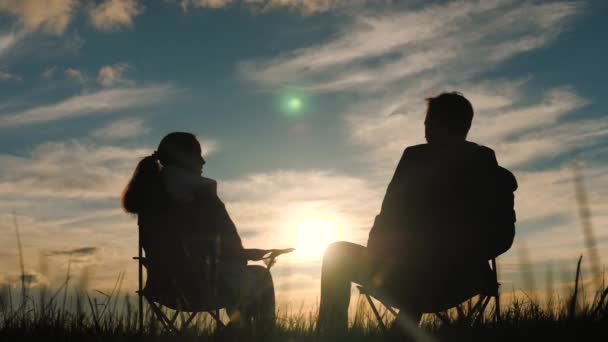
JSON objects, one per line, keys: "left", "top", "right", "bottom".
{"left": 122, "top": 132, "right": 275, "bottom": 328}
{"left": 316, "top": 92, "right": 517, "bottom": 334}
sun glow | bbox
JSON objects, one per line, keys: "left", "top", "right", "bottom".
{"left": 293, "top": 219, "right": 339, "bottom": 259}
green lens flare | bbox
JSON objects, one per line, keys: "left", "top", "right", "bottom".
{"left": 288, "top": 97, "right": 302, "bottom": 112}
{"left": 277, "top": 91, "right": 309, "bottom": 116}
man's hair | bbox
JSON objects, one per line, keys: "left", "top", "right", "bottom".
{"left": 425, "top": 92, "right": 474, "bottom": 135}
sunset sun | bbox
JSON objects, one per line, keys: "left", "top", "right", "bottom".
{"left": 293, "top": 219, "right": 339, "bottom": 259}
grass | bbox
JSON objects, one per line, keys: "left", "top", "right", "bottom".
{"left": 1, "top": 258, "right": 607, "bottom": 342}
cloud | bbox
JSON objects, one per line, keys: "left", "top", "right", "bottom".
{"left": 239, "top": 0, "right": 588, "bottom": 174}
{"left": 64, "top": 67, "right": 87, "bottom": 83}
{"left": 0, "top": 69, "right": 21, "bottom": 81}
{"left": 47, "top": 246, "right": 101, "bottom": 257}
{"left": 240, "top": 1, "right": 580, "bottom": 91}
{"left": 180, "top": 0, "right": 232, "bottom": 10}
{"left": 92, "top": 117, "right": 149, "bottom": 140}
{"left": 0, "top": 136, "right": 219, "bottom": 199}
{"left": 7, "top": 271, "right": 49, "bottom": 287}
{"left": 0, "top": 0, "right": 77, "bottom": 35}
{"left": 0, "top": 84, "right": 176, "bottom": 127}
{"left": 0, "top": 141, "right": 148, "bottom": 198}
{"left": 41, "top": 66, "right": 57, "bottom": 78}
{"left": 179, "top": 0, "right": 370, "bottom": 14}
{"left": 0, "top": 30, "right": 24, "bottom": 57}
{"left": 88, "top": 0, "right": 144, "bottom": 32}
{"left": 97, "top": 62, "right": 130, "bottom": 87}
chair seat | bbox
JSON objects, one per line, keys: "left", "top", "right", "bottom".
{"left": 141, "top": 284, "right": 227, "bottom": 312}
{"left": 362, "top": 259, "right": 498, "bottom": 313}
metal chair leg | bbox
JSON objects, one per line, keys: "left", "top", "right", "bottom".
{"left": 435, "top": 311, "right": 450, "bottom": 325}
{"left": 168, "top": 311, "right": 180, "bottom": 327}
{"left": 137, "top": 227, "right": 144, "bottom": 331}
{"left": 472, "top": 296, "right": 491, "bottom": 326}
{"left": 363, "top": 292, "right": 388, "bottom": 333}
{"left": 147, "top": 300, "right": 174, "bottom": 333}
{"left": 182, "top": 312, "right": 198, "bottom": 330}
{"left": 208, "top": 309, "right": 225, "bottom": 330}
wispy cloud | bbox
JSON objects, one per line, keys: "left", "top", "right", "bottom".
{"left": 97, "top": 62, "right": 130, "bottom": 87}
{"left": 88, "top": 0, "right": 144, "bottom": 32}
{"left": 0, "top": 141, "right": 148, "bottom": 198}
{"left": 3, "top": 270, "right": 49, "bottom": 288}
{"left": 240, "top": 1, "right": 581, "bottom": 92}
{"left": 41, "top": 66, "right": 57, "bottom": 78}
{"left": 179, "top": 0, "right": 371, "bottom": 14}
{"left": 0, "top": 30, "right": 23, "bottom": 57}
{"left": 0, "top": 0, "right": 77, "bottom": 35}
{"left": 0, "top": 69, "right": 21, "bottom": 81}
{"left": 92, "top": 117, "right": 148, "bottom": 140}
{"left": 239, "top": 0, "right": 588, "bottom": 173}
{"left": 0, "top": 134, "right": 219, "bottom": 199}
{"left": 64, "top": 67, "right": 87, "bottom": 83}
{"left": 48, "top": 246, "right": 100, "bottom": 256}
{"left": 0, "top": 84, "right": 176, "bottom": 127}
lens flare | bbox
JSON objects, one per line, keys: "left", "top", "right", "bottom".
{"left": 277, "top": 91, "right": 308, "bottom": 115}
{"left": 288, "top": 97, "right": 302, "bottom": 112}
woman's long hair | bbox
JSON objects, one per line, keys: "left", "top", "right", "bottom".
{"left": 122, "top": 132, "right": 200, "bottom": 214}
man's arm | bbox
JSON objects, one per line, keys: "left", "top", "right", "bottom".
{"left": 368, "top": 147, "right": 411, "bottom": 252}
{"left": 380, "top": 148, "right": 410, "bottom": 214}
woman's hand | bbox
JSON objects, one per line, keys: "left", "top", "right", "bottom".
{"left": 242, "top": 248, "right": 270, "bottom": 261}
{"left": 242, "top": 248, "right": 295, "bottom": 262}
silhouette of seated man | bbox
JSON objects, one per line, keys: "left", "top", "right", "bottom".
{"left": 122, "top": 132, "right": 275, "bottom": 328}
{"left": 317, "top": 92, "right": 517, "bottom": 334}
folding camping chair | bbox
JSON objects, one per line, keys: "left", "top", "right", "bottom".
{"left": 133, "top": 204, "right": 228, "bottom": 333}
{"left": 358, "top": 258, "right": 500, "bottom": 334}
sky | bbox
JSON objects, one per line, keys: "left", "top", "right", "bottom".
{"left": 0, "top": 0, "right": 607, "bottom": 311}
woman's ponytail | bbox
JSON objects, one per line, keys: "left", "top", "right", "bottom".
{"left": 121, "top": 152, "right": 167, "bottom": 214}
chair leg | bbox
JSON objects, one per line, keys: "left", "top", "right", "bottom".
{"left": 494, "top": 294, "right": 501, "bottom": 323}
{"left": 435, "top": 311, "right": 450, "bottom": 325}
{"left": 465, "top": 295, "right": 485, "bottom": 326}
{"left": 146, "top": 300, "right": 173, "bottom": 333}
{"left": 137, "top": 290, "right": 143, "bottom": 332}
{"left": 472, "top": 296, "right": 491, "bottom": 327}
{"left": 208, "top": 309, "right": 225, "bottom": 330}
{"left": 181, "top": 312, "right": 198, "bottom": 330}
{"left": 168, "top": 311, "right": 179, "bottom": 327}
{"left": 363, "top": 292, "right": 388, "bottom": 333}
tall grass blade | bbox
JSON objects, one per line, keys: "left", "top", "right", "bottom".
{"left": 12, "top": 211, "right": 26, "bottom": 313}
{"left": 62, "top": 255, "right": 72, "bottom": 316}
{"left": 518, "top": 242, "right": 536, "bottom": 300}
{"left": 569, "top": 255, "right": 583, "bottom": 320}
{"left": 572, "top": 160, "right": 602, "bottom": 289}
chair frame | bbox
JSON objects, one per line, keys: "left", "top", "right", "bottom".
{"left": 359, "top": 258, "right": 500, "bottom": 333}
{"left": 134, "top": 227, "right": 225, "bottom": 333}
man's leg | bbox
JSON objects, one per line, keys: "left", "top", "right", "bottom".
{"left": 316, "top": 241, "right": 371, "bottom": 334}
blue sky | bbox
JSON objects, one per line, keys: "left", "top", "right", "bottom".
{"left": 0, "top": 0, "right": 607, "bottom": 309}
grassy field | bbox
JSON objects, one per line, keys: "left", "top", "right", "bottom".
{"left": 1, "top": 258, "right": 607, "bottom": 342}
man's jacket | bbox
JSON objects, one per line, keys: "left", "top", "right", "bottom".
{"left": 368, "top": 141, "right": 517, "bottom": 268}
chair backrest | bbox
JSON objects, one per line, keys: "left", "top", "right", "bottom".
{"left": 137, "top": 201, "right": 224, "bottom": 311}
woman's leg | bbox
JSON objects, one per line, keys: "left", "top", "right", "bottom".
{"left": 225, "top": 265, "right": 275, "bottom": 330}
{"left": 316, "top": 241, "right": 372, "bottom": 334}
